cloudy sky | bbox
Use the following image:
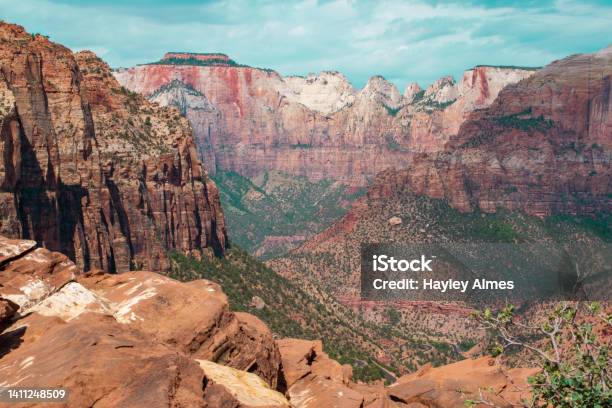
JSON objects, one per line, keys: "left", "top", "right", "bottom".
{"left": 1, "top": 0, "right": 610, "bottom": 90}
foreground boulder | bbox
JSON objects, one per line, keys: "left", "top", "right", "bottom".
{"left": 198, "top": 360, "right": 290, "bottom": 408}
{"left": 0, "top": 235, "right": 286, "bottom": 407}
{"left": 277, "top": 339, "right": 388, "bottom": 408}
{"left": 0, "top": 313, "right": 206, "bottom": 407}
{"left": 77, "top": 271, "right": 281, "bottom": 386}
{"left": 388, "top": 357, "right": 537, "bottom": 407}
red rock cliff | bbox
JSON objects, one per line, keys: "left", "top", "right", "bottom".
{"left": 0, "top": 23, "right": 227, "bottom": 272}
{"left": 370, "top": 48, "right": 612, "bottom": 216}
{"left": 114, "top": 56, "right": 533, "bottom": 186}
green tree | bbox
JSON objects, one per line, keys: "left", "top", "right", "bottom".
{"left": 468, "top": 303, "right": 611, "bottom": 407}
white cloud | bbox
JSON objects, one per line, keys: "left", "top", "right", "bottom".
{"left": 0, "top": 0, "right": 610, "bottom": 89}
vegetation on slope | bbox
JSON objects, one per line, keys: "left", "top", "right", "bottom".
{"left": 472, "top": 302, "right": 611, "bottom": 407}
{"left": 269, "top": 192, "right": 611, "bottom": 374}
{"left": 168, "top": 247, "right": 398, "bottom": 382}
{"left": 211, "top": 170, "right": 365, "bottom": 259}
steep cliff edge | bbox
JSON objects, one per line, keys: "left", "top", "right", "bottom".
{"left": 0, "top": 235, "right": 285, "bottom": 407}
{"left": 0, "top": 23, "right": 226, "bottom": 273}
{"left": 114, "top": 53, "right": 534, "bottom": 185}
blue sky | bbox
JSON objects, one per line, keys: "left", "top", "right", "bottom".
{"left": 1, "top": 0, "right": 610, "bottom": 90}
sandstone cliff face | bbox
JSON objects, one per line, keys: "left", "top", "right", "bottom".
{"left": 114, "top": 54, "right": 533, "bottom": 185}
{"left": 0, "top": 23, "right": 226, "bottom": 273}
{"left": 369, "top": 48, "right": 612, "bottom": 216}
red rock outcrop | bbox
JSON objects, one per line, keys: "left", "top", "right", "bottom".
{"left": 369, "top": 47, "right": 612, "bottom": 216}
{"left": 275, "top": 338, "right": 536, "bottom": 408}
{"left": 277, "top": 338, "right": 386, "bottom": 408}
{"left": 388, "top": 357, "right": 537, "bottom": 407}
{"left": 114, "top": 54, "right": 533, "bottom": 185}
{"left": 0, "top": 234, "right": 286, "bottom": 407}
{"left": 0, "top": 23, "right": 227, "bottom": 273}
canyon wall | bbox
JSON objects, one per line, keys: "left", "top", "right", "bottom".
{"left": 0, "top": 23, "right": 227, "bottom": 273}
{"left": 369, "top": 47, "right": 612, "bottom": 216}
{"left": 115, "top": 54, "right": 534, "bottom": 186}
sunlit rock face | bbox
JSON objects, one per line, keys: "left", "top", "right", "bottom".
{"left": 115, "top": 53, "right": 533, "bottom": 185}
{"left": 369, "top": 48, "right": 612, "bottom": 216}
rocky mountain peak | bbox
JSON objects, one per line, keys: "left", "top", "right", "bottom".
{"left": 423, "top": 75, "right": 458, "bottom": 104}
{"left": 403, "top": 82, "right": 423, "bottom": 103}
{"left": 0, "top": 21, "right": 39, "bottom": 42}
{"left": 361, "top": 75, "right": 404, "bottom": 109}
{"left": 282, "top": 71, "right": 356, "bottom": 115}
{"left": 149, "top": 78, "right": 216, "bottom": 116}
{"left": 456, "top": 65, "right": 536, "bottom": 111}
{"left": 595, "top": 44, "right": 612, "bottom": 56}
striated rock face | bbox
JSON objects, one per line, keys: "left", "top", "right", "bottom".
{"left": 114, "top": 54, "right": 533, "bottom": 185}
{"left": 148, "top": 78, "right": 221, "bottom": 176}
{"left": 370, "top": 48, "right": 612, "bottom": 216}
{"left": 0, "top": 234, "right": 284, "bottom": 407}
{"left": 0, "top": 23, "right": 226, "bottom": 273}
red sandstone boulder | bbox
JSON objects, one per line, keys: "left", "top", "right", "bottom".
{"left": 76, "top": 272, "right": 281, "bottom": 387}
{"left": 277, "top": 338, "right": 380, "bottom": 408}
{"left": 0, "top": 312, "right": 206, "bottom": 407}
{"left": 388, "top": 357, "right": 537, "bottom": 407}
{"left": 198, "top": 359, "right": 290, "bottom": 408}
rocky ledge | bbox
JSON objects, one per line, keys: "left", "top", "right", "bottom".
{"left": 0, "top": 235, "right": 535, "bottom": 407}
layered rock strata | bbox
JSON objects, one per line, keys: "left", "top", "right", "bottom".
{"left": 369, "top": 47, "right": 612, "bottom": 216}
{"left": 115, "top": 54, "right": 534, "bottom": 185}
{"left": 0, "top": 23, "right": 227, "bottom": 273}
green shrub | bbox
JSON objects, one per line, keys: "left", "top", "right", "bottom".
{"left": 471, "top": 303, "right": 611, "bottom": 407}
